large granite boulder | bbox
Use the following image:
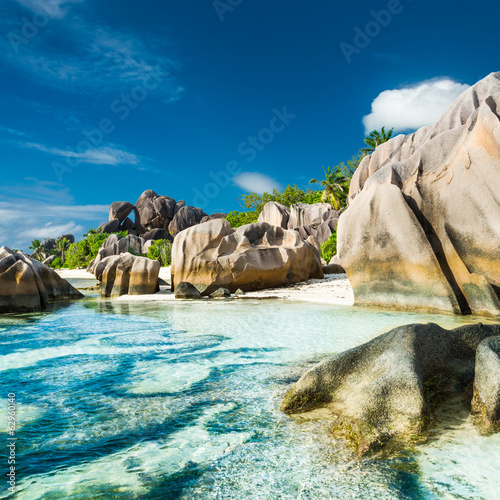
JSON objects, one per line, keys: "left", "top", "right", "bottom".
{"left": 174, "top": 282, "right": 202, "bottom": 299}
{"left": 56, "top": 234, "right": 75, "bottom": 245}
{"left": 98, "top": 218, "right": 121, "bottom": 234}
{"left": 200, "top": 213, "right": 228, "bottom": 224}
{"left": 171, "top": 219, "right": 323, "bottom": 292}
{"left": 0, "top": 246, "right": 83, "bottom": 313}
{"left": 88, "top": 234, "right": 145, "bottom": 274}
{"left": 338, "top": 71, "right": 500, "bottom": 316}
{"left": 109, "top": 201, "right": 134, "bottom": 223}
{"left": 258, "top": 201, "right": 339, "bottom": 244}
{"left": 94, "top": 253, "right": 160, "bottom": 297}
{"left": 472, "top": 336, "right": 500, "bottom": 432}
{"left": 257, "top": 202, "right": 290, "bottom": 228}
{"left": 42, "top": 238, "right": 56, "bottom": 253}
{"left": 142, "top": 228, "right": 172, "bottom": 242}
{"left": 169, "top": 206, "right": 207, "bottom": 237}
{"left": 135, "top": 190, "right": 176, "bottom": 233}
{"left": 282, "top": 322, "right": 500, "bottom": 456}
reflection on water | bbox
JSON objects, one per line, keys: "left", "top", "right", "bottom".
{"left": 0, "top": 297, "right": 498, "bottom": 499}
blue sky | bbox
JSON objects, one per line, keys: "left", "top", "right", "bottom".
{"left": 0, "top": 0, "right": 498, "bottom": 250}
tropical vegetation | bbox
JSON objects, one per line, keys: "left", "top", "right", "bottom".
{"left": 146, "top": 239, "right": 172, "bottom": 267}
{"left": 360, "top": 126, "right": 394, "bottom": 156}
{"left": 29, "top": 239, "right": 44, "bottom": 261}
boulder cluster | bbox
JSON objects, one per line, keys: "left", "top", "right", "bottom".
{"left": 0, "top": 246, "right": 83, "bottom": 313}
{"left": 282, "top": 322, "right": 500, "bottom": 456}
{"left": 171, "top": 219, "right": 323, "bottom": 293}
{"left": 99, "top": 189, "right": 224, "bottom": 239}
{"left": 338, "top": 71, "right": 500, "bottom": 316}
{"left": 94, "top": 252, "right": 161, "bottom": 297}
{"left": 258, "top": 201, "right": 339, "bottom": 244}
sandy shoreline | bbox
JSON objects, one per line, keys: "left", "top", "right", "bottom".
{"left": 57, "top": 267, "right": 354, "bottom": 306}
{"left": 56, "top": 267, "right": 172, "bottom": 281}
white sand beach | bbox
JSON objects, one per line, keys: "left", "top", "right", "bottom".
{"left": 56, "top": 267, "right": 172, "bottom": 281}
{"left": 56, "top": 268, "right": 353, "bottom": 306}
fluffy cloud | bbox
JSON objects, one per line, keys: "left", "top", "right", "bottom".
{"left": 232, "top": 172, "right": 281, "bottom": 194}
{"left": 362, "top": 78, "right": 470, "bottom": 134}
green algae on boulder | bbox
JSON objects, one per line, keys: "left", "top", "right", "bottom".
{"left": 282, "top": 323, "right": 500, "bottom": 456}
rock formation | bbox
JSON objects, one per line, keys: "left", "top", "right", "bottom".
{"left": 258, "top": 201, "right": 339, "bottom": 244}
{"left": 109, "top": 201, "right": 134, "bottom": 223}
{"left": 338, "top": 72, "right": 500, "bottom": 316}
{"left": 174, "top": 282, "right": 202, "bottom": 299}
{"left": 169, "top": 206, "right": 207, "bottom": 237}
{"left": 472, "top": 336, "right": 500, "bottom": 432}
{"left": 171, "top": 219, "right": 323, "bottom": 292}
{"left": 282, "top": 322, "right": 500, "bottom": 456}
{"left": 94, "top": 190, "right": 212, "bottom": 241}
{"left": 94, "top": 253, "right": 160, "bottom": 297}
{"left": 0, "top": 246, "right": 83, "bottom": 313}
{"left": 87, "top": 234, "right": 146, "bottom": 274}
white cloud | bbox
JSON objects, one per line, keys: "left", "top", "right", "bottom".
{"left": 0, "top": 200, "right": 108, "bottom": 251}
{"left": 24, "top": 142, "right": 141, "bottom": 166}
{"left": 232, "top": 172, "right": 281, "bottom": 194}
{"left": 14, "top": 0, "right": 84, "bottom": 19}
{"left": 1, "top": 7, "right": 182, "bottom": 100}
{"left": 0, "top": 179, "right": 110, "bottom": 250}
{"left": 362, "top": 78, "right": 470, "bottom": 134}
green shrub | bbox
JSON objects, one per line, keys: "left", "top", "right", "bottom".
{"left": 49, "top": 256, "right": 63, "bottom": 269}
{"left": 320, "top": 232, "right": 337, "bottom": 263}
{"left": 225, "top": 210, "right": 259, "bottom": 228}
{"left": 65, "top": 229, "right": 128, "bottom": 269}
{"left": 146, "top": 239, "right": 172, "bottom": 267}
{"left": 241, "top": 185, "right": 323, "bottom": 213}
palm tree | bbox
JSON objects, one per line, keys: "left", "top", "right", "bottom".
{"left": 56, "top": 238, "right": 70, "bottom": 265}
{"left": 360, "top": 126, "right": 394, "bottom": 156}
{"left": 309, "top": 166, "right": 349, "bottom": 210}
{"left": 29, "top": 239, "right": 44, "bottom": 261}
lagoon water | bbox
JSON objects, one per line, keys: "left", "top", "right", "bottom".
{"left": 1, "top": 287, "right": 499, "bottom": 499}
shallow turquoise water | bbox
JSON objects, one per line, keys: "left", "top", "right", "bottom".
{"left": 1, "top": 291, "right": 499, "bottom": 499}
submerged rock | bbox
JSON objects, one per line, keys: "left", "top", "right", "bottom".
{"left": 472, "top": 336, "right": 500, "bottom": 432}
{"left": 282, "top": 322, "right": 500, "bottom": 456}
{"left": 171, "top": 219, "right": 323, "bottom": 293}
{"left": 174, "top": 282, "right": 202, "bottom": 299}
{"left": 338, "top": 71, "right": 500, "bottom": 316}
{"left": 0, "top": 246, "right": 83, "bottom": 313}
